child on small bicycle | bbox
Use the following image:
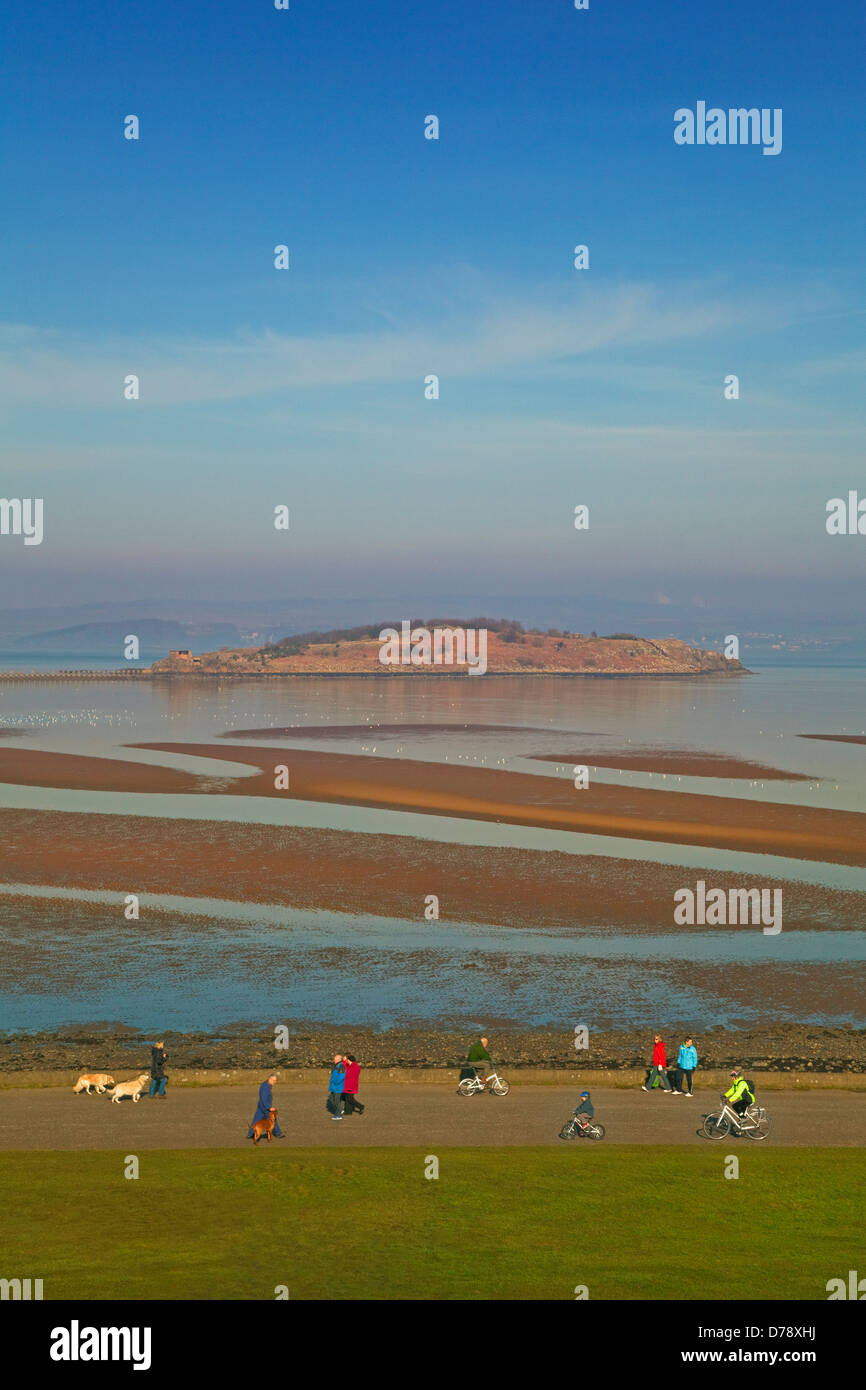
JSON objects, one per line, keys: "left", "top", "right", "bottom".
{"left": 572, "top": 1090, "right": 595, "bottom": 1134}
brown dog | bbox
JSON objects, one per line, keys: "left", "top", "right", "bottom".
{"left": 252, "top": 1107, "right": 278, "bottom": 1145}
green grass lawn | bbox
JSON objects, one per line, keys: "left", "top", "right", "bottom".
{"left": 1, "top": 1146, "right": 862, "bottom": 1300}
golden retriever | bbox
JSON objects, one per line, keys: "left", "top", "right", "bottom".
{"left": 73, "top": 1073, "right": 115, "bottom": 1094}
{"left": 110, "top": 1074, "right": 151, "bottom": 1103}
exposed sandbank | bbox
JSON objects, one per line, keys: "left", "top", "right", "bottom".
{"left": 799, "top": 734, "right": 866, "bottom": 747}
{"left": 0, "top": 738, "right": 861, "bottom": 864}
{"left": 221, "top": 722, "right": 585, "bottom": 740}
{"left": 131, "top": 742, "right": 866, "bottom": 867}
{"left": 0, "top": 747, "right": 209, "bottom": 793}
{"left": 528, "top": 750, "right": 812, "bottom": 780}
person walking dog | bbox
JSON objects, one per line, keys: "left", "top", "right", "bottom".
{"left": 247, "top": 1074, "right": 284, "bottom": 1139}
{"left": 149, "top": 1040, "right": 168, "bottom": 1099}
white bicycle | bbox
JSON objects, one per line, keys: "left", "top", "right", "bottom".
{"left": 457, "top": 1069, "right": 511, "bottom": 1097}
{"left": 702, "top": 1094, "right": 771, "bottom": 1141}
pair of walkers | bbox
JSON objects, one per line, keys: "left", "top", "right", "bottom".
{"left": 642, "top": 1034, "right": 698, "bottom": 1095}
{"left": 327, "top": 1054, "right": 364, "bottom": 1120}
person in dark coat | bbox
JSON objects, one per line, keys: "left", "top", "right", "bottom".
{"left": 247, "top": 1074, "right": 284, "bottom": 1138}
{"left": 148, "top": 1040, "right": 168, "bottom": 1098}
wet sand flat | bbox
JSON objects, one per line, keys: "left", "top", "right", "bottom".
{"left": 0, "top": 1084, "right": 863, "bottom": 1149}
{"left": 528, "top": 750, "right": 812, "bottom": 780}
{"left": 130, "top": 742, "right": 866, "bottom": 867}
{"left": 2, "top": 888, "right": 865, "bottom": 1024}
{"left": 1, "top": 809, "right": 863, "bottom": 932}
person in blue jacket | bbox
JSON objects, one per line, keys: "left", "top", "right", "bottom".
{"left": 247, "top": 1074, "right": 284, "bottom": 1138}
{"left": 672, "top": 1037, "right": 698, "bottom": 1095}
{"left": 328, "top": 1055, "right": 346, "bottom": 1120}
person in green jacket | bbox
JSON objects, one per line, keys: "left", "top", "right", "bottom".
{"left": 466, "top": 1035, "right": 491, "bottom": 1082}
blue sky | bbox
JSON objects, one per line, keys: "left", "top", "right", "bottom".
{"left": 1, "top": 0, "right": 864, "bottom": 616}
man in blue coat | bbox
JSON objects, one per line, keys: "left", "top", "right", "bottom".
{"left": 247, "top": 1074, "right": 284, "bottom": 1138}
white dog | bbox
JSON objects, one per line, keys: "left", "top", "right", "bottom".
{"left": 110, "top": 1074, "right": 151, "bottom": 1103}
{"left": 73, "top": 1073, "right": 114, "bottom": 1094}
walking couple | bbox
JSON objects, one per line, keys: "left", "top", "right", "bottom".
{"left": 642, "top": 1034, "right": 698, "bottom": 1095}
{"left": 327, "top": 1054, "right": 364, "bottom": 1120}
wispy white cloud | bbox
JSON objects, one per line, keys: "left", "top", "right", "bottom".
{"left": 0, "top": 278, "right": 805, "bottom": 409}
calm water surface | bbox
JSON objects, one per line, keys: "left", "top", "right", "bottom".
{"left": 1, "top": 669, "right": 864, "bottom": 1032}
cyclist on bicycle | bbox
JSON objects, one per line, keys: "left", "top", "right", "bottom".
{"left": 572, "top": 1090, "right": 594, "bottom": 1133}
{"left": 724, "top": 1069, "right": 755, "bottom": 1133}
{"left": 466, "top": 1034, "right": 491, "bottom": 1084}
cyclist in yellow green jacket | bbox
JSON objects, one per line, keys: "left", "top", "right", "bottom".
{"left": 725, "top": 1069, "right": 755, "bottom": 1132}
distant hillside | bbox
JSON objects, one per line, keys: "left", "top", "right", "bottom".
{"left": 12, "top": 619, "right": 243, "bottom": 655}
{"left": 149, "top": 622, "right": 749, "bottom": 677}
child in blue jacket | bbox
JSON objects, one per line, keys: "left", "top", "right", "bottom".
{"left": 573, "top": 1090, "right": 595, "bottom": 1132}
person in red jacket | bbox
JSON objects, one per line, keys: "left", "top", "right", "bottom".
{"left": 341, "top": 1054, "right": 365, "bottom": 1115}
{"left": 641, "top": 1033, "right": 673, "bottom": 1092}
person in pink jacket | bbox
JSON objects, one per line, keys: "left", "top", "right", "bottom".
{"left": 341, "top": 1054, "right": 365, "bottom": 1115}
{"left": 641, "top": 1033, "right": 673, "bottom": 1092}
